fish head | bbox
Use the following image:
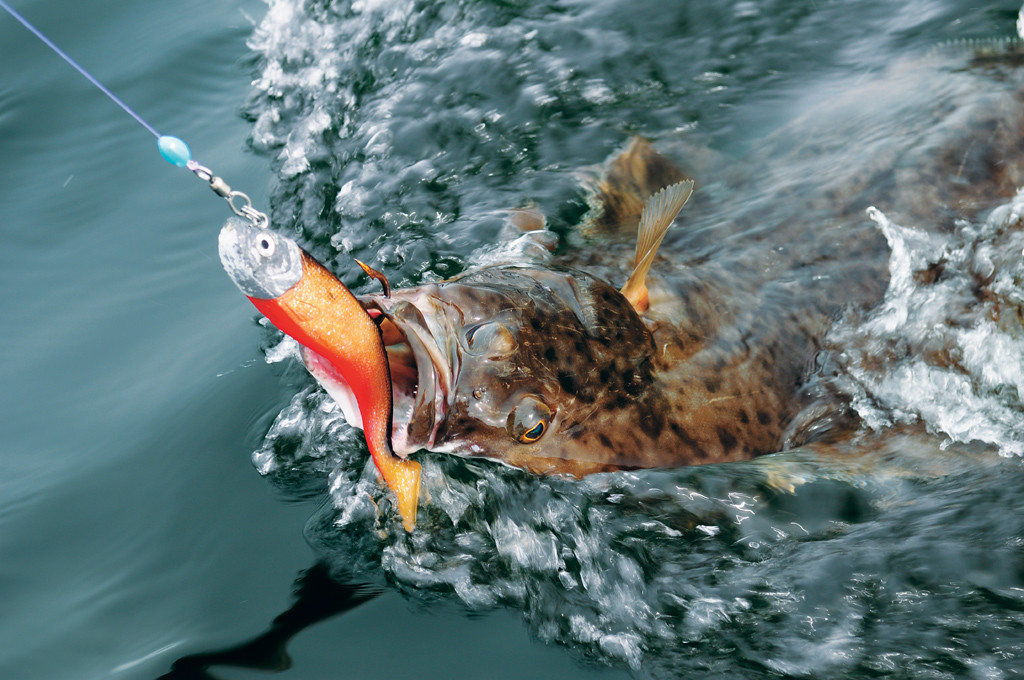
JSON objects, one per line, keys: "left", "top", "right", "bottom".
{"left": 218, "top": 217, "right": 303, "bottom": 300}
{"left": 363, "top": 265, "right": 658, "bottom": 474}
{"left": 220, "top": 217, "right": 660, "bottom": 476}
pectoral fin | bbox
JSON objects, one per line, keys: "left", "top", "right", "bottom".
{"left": 506, "top": 205, "right": 547, "bottom": 233}
{"left": 620, "top": 180, "right": 694, "bottom": 312}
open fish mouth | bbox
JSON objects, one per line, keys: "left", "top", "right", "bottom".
{"left": 357, "top": 286, "right": 458, "bottom": 457}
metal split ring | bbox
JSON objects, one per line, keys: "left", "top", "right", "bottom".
{"left": 186, "top": 159, "right": 269, "bottom": 229}
{"left": 230, "top": 192, "right": 269, "bottom": 228}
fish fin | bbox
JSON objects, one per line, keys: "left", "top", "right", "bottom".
{"left": 585, "top": 137, "right": 690, "bottom": 235}
{"left": 355, "top": 259, "right": 390, "bottom": 298}
{"left": 926, "top": 36, "right": 1024, "bottom": 65}
{"left": 620, "top": 180, "right": 694, "bottom": 312}
{"left": 500, "top": 204, "right": 557, "bottom": 254}
{"left": 506, "top": 205, "right": 546, "bottom": 233}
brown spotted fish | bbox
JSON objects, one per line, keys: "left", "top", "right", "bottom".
{"left": 223, "top": 42, "right": 1024, "bottom": 527}
{"left": 350, "top": 42, "right": 1024, "bottom": 478}
{"left": 355, "top": 151, "right": 830, "bottom": 477}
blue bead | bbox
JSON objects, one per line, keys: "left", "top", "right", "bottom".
{"left": 157, "top": 135, "right": 191, "bottom": 167}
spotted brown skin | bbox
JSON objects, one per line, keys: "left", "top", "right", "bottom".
{"left": 224, "top": 44, "right": 1024, "bottom": 483}
{"left": 356, "top": 46, "right": 1024, "bottom": 476}
{"left": 362, "top": 253, "right": 855, "bottom": 476}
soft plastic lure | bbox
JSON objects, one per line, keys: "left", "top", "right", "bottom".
{"left": 3, "top": 0, "right": 419, "bottom": 520}
{"left": 219, "top": 218, "right": 422, "bottom": 530}
{"left": 2, "top": 0, "right": 419, "bottom": 528}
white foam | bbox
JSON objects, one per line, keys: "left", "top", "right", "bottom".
{"left": 829, "top": 198, "right": 1024, "bottom": 456}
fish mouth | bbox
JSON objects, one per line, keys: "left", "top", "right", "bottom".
{"left": 357, "top": 286, "right": 458, "bottom": 457}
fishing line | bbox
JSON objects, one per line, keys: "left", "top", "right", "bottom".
{"left": 0, "top": 0, "right": 268, "bottom": 228}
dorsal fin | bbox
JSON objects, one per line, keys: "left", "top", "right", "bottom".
{"left": 587, "top": 137, "right": 690, "bottom": 235}
{"left": 925, "top": 36, "right": 1024, "bottom": 64}
{"left": 620, "top": 180, "right": 694, "bottom": 311}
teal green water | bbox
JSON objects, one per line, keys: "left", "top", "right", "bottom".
{"left": 4, "top": 1, "right": 1024, "bottom": 679}
{"left": 0, "top": 1, "right": 603, "bottom": 678}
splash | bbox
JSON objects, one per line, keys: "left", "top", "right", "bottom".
{"left": 826, "top": 196, "right": 1024, "bottom": 456}
{"left": 242, "top": 0, "right": 1024, "bottom": 675}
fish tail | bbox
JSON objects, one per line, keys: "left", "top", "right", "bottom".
{"left": 367, "top": 435, "right": 421, "bottom": 532}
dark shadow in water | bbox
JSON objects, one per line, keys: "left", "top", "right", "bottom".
{"left": 156, "top": 562, "right": 380, "bottom": 680}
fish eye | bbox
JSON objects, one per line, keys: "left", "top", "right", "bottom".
{"left": 507, "top": 396, "right": 552, "bottom": 444}
{"left": 521, "top": 421, "right": 545, "bottom": 442}
{"left": 464, "top": 322, "right": 516, "bottom": 357}
{"left": 256, "top": 232, "right": 276, "bottom": 258}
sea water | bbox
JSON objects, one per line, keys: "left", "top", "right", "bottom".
{"left": 4, "top": 1, "right": 1024, "bottom": 678}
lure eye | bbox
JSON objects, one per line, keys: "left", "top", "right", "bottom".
{"left": 507, "top": 396, "right": 552, "bottom": 444}
{"left": 256, "top": 231, "right": 276, "bottom": 258}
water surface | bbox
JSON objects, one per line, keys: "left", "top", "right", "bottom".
{"left": 4, "top": 0, "right": 1024, "bottom": 678}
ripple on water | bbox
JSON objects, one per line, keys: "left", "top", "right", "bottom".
{"left": 255, "top": 399, "right": 1024, "bottom": 674}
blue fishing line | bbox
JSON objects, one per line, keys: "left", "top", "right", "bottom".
{"left": 0, "top": 0, "right": 266, "bottom": 222}
{"left": 0, "top": 0, "right": 162, "bottom": 138}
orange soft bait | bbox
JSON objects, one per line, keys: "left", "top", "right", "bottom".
{"left": 249, "top": 252, "right": 421, "bottom": 531}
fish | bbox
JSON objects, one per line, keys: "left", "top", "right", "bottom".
{"left": 349, "top": 162, "right": 830, "bottom": 479}
{"left": 221, "top": 133, "right": 872, "bottom": 487}
{"left": 222, "top": 41, "right": 1024, "bottom": 527}
{"left": 218, "top": 220, "right": 421, "bottom": 531}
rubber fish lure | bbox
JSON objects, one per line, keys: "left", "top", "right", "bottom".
{"left": 219, "top": 218, "right": 421, "bottom": 531}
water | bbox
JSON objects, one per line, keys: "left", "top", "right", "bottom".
{"left": 3, "top": 0, "right": 1024, "bottom": 678}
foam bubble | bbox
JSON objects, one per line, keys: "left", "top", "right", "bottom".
{"left": 827, "top": 196, "right": 1024, "bottom": 456}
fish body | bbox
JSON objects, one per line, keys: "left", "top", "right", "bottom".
{"left": 221, "top": 42, "right": 1024, "bottom": 518}
{"left": 346, "top": 45, "right": 1024, "bottom": 476}
{"left": 358, "top": 223, "right": 858, "bottom": 476}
